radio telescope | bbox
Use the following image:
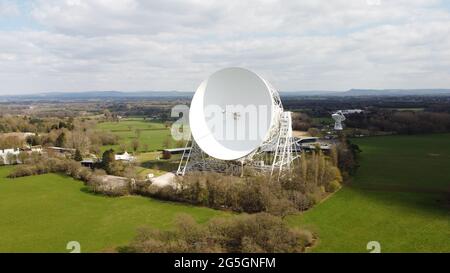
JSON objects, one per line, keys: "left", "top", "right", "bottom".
{"left": 332, "top": 111, "right": 346, "bottom": 130}
{"left": 177, "top": 67, "right": 299, "bottom": 179}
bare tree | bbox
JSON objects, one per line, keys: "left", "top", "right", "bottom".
{"left": 131, "top": 139, "right": 140, "bottom": 153}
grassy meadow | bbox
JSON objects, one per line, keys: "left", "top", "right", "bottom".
{"left": 1, "top": 130, "right": 449, "bottom": 252}
{"left": 96, "top": 117, "right": 177, "bottom": 153}
{"left": 0, "top": 166, "right": 226, "bottom": 253}
{"left": 96, "top": 117, "right": 185, "bottom": 178}
{"left": 289, "top": 133, "right": 450, "bottom": 252}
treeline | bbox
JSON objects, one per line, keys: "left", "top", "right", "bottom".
{"left": 335, "top": 137, "right": 361, "bottom": 177}
{"left": 135, "top": 151, "right": 342, "bottom": 216}
{"left": 345, "top": 111, "right": 450, "bottom": 134}
{"left": 8, "top": 149, "right": 136, "bottom": 181}
{"left": 26, "top": 129, "right": 119, "bottom": 155}
{"left": 292, "top": 112, "right": 312, "bottom": 131}
{"left": 283, "top": 96, "right": 450, "bottom": 117}
{"left": 8, "top": 155, "right": 94, "bottom": 182}
{"left": 119, "top": 213, "right": 314, "bottom": 253}
{"left": 0, "top": 115, "right": 120, "bottom": 156}
{"left": 0, "top": 115, "right": 74, "bottom": 133}
{"left": 0, "top": 135, "right": 26, "bottom": 150}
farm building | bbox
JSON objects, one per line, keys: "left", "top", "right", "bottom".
{"left": 0, "top": 148, "right": 20, "bottom": 165}
{"left": 163, "top": 148, "right": 191, "bottom": 155}
{"left": 115, "top": 151, "right": 135, "bottom": 162}
{"left": 162, "top": 148, "right": 190, "bottom": 159}
{"left": 46, "top": 147, "right": 76, "bottom": 155}
{"left": 0, "top": 146, "right": 43, "bottom": 165}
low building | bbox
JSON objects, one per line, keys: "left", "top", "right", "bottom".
{"left": 115, "top": 151, "right": 135, "bottom": 162}
{"left": 162, "top": 148, "right": 191, "bottom": 155}
{"left": 80, "top": 159, "right": 96, "bottom": 169}
{"left": 296, "top": 137, "right": 319, "bottom": 144}
{"left": 294, "top": 137, "right": 333, "bottom": 152}
{"left": 0, "top": 148, "right": 20, "bottom": 165}
{"left": 23, "top": 145, "right": 43, "bottom": 154}
{"left": 46, "top": 147, "right": 76, "bottom": 155}
{"left": 341, "top": 109, "right": 364, "bottom": 114}
{"left": 162, "top": 147, "right": 190, "bottom": 159}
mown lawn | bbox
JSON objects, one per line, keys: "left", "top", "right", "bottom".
{"left": 0, "top": 166, "right": 226, "bottom": 253}
{"left": 352, "top": 134, "right": 450, "bottom": 192}
{"left": 289, "top": 133, "right": 450, "bottom": 253}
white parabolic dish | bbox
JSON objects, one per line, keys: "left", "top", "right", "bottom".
{"left": 189, "top": 67, "right": 281, "bottom": 161}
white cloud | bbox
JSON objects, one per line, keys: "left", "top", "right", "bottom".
{"left": 0, "top": 0, "right": 449, "bottom": 94}
{"left": 0, "top": 1, "right": 19, "bottom": 17}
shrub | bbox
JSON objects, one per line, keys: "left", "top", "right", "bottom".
{"left": 87, "top": 175, "right": 130, "bottom": 197}
{"left": 120, "top": 213, "right": 313, "bottom": 253}
{"left": 295, "top": 229, "right": 314, "bottom": 248}
{"left": 141, "top": 164, "right": 343, "bottom": 216}
{"left": 8, "top": 165, "right": 37, "bottom": 178}
{"left": 78, "top": 167, "right": 93, "bottom": 182}
{"left": 326, "top": 179, "right": 341, "bottom": 193}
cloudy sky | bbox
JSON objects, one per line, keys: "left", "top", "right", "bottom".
{"left": 0, "top": 0, "right": 449, "bottom": 94}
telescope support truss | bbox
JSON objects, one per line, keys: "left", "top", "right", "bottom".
{"left": 176, "top": 111, "right": 300, "bottom": 180}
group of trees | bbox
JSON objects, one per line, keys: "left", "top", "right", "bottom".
{"left": 119, "top": 213, "right": 314, "bottom": 253}
{"left": 99, "top": 149, "right": 137, "bottom": 179}
{"left": 136, "top": 150, "right": 343, "bottom": 216}
{"left": 292, "top": 112, "right": 313, "bottom": 131}
{"left": 0, "top": 115, "right": 74, "bottom": 133}
{"left": 345, "top": 111, "right": 450, "bottom": 134}
{"left": 333, "top": 137, "right": 361, "bottom": 178}
{"left": 8, "top": 155, "right": 93, "bottom": 182}
{"left": 0, "top": 135, "right": 25, "bottom": 149}
{"left": 27, "top": 128, "right": 119, "bottom": 155}
{"left": 0, "top": 114, "right": 120, "bottom": 158}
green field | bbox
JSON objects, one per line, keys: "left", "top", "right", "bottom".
{"left": 0, "top": 166, "right": 226, "bottom": 253}
{"left": 96, "top": 118, "right": 177, "bottom": 152}
{"left": 2, "top": 133, "right": 449, "bottom": 253}
{"left": 289, "top": 134, "right": 450, "bottom": 253}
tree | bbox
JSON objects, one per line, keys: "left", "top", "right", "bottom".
{"left": 55, "top": 132, "right": 66, "bottom": 147}
{"left": 307, "top": 127, "right": 321, "bottom": 137}
{"left": 131, "top": 139, "right": 140, "bottom": 153}
{"left": 330, "top": 146, "right": 338, "bottom": 167}
{"left": 17, "top": 152, "right": 29, "bottom": 164}
{"left": 119, "top": 143, "right": 128, "bottom": 153}
{"left": 67, "top": 130, "right": 91, "bottom": 154}
{"left": 90, "top": 145, "right": 101, "bottom": 158}
{"left": 6, "top": 153, "right": 17, "bottom": 165}
{"left": 102, "top": 149, "right": 116, "bottom": 174}
{"left": 162, "top": 137, "right": 172, "bottom": 149}
{"left": 74, "top": 149, "right": 83, "bottom": 162}
{"left": 26, "top": 134, "right": 41, "bottom": 146}
{"left": 135, "top": 129, "right": 141, "bottom": 138}
{"left": 103, "top": 109, "right": 112, "bottom": 121}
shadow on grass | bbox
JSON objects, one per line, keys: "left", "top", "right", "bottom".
{"left": 347, "top": 185, "right": 450, "bottom": 219}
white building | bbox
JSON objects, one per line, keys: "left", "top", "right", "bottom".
{"left": 341, "top": 109, "right": 364, "bottom": 114}
{"left": 30, "top": 146, "right": 43, "bottom": 153}
{"left": 115, "top": 151, "right": 135, "bottom": 162}
{"left": 0, "top": 148, "right": 20, "bottom": 165}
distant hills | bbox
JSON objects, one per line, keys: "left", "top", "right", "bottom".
{"left": 0, "top": 91, "right": 193, "bottom": 101}
{"left": 281, "top": 89, "right": 450, "bottom": 97}
{"left": 1, "top": 89, "right": 450, "bottom": 101}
